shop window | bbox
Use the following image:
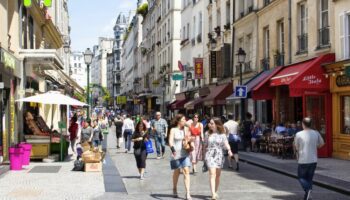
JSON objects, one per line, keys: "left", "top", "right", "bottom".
{"left": 341, "top": 96, "right": 350, "bottom": 134}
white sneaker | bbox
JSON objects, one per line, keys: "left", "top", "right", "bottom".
{"left": 140, "top": 174, "right": 144, "bottom": 180}
{"left": 306, "top": 190, "right": 312, "bottom": 200}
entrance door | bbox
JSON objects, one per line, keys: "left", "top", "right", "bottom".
{"left": 303, "top": 94, "right": 331, "bottom": 157}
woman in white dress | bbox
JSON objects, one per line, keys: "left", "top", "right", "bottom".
{"left": 204, "top": 118, "right": 233, "bottom": 200}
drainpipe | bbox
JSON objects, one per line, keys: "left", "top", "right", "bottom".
{"left": 288, "top": 0, "right": 292, "bottom": 64}
{"left": 230, "top": 0, "right": 236, "bottom": 115}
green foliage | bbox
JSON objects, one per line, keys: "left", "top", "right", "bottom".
{"left": 74, "top": 92, "right": 86, "bottom": 103}
{"left": 137, "top": 3, "right": 149, "bottom": 17}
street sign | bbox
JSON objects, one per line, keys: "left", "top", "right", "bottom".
{"left": 156, "top": 98, "right": 161, "bottom": 105}
{"left": 58, "top": 121, "right": 67, "bottom": 129}
{"left": 172, "top": 73, "right": 184, "bottom": 81}
{"left": 234, "top": 85, "right": 247, "bottom": 98}
{"left": 0, "top": 82, "right": 3, "bottom": 89}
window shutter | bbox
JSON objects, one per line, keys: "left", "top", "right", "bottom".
{"left": 340, "top": 13, "right": 345, "bottom": 59}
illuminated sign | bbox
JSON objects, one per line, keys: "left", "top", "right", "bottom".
{"left": 24, "top": 0, "right": 52, "bottom": 7}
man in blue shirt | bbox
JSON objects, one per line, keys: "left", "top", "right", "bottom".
{"left": 151, "top": 112, "right": 168, "bottom": 159}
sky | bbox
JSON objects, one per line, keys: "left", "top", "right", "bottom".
{"left": 68, "top": 0, "right": 137, "bottom": 52}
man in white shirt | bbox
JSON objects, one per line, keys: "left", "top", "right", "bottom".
{"left": 224, "top": 113, "right": 240, "bottom": 171}
{"left": 122, "top": 114, "right": 135, "bottom": 153}
{"left": 294, "top": 117, "right": 325, "bottom": 200}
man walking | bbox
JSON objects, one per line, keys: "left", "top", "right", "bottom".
{"left": 151, "top": 112, "right": 168, "bottom": 159}
{"left": 224, "top": 113, "right": 240, "bottom": 171}
{"left": 294, "top": 117, "right": 324, "bottom": 200}
{"left": 122, "top": 114, "right": 135, "bottom": 153}
{"left": 114, "top": 115, "right": 123, "bottom": 149}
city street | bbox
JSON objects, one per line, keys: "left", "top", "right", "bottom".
{"left": 0, "top": 126, "right": 349, "bottom": 199}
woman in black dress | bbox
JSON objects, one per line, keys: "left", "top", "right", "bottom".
{"left": 131, "top": 121, "right": 149, "bottom": 180}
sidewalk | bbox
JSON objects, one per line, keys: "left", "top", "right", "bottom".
{"left": 239, "top": 151, "right": 350, "bottom": 195}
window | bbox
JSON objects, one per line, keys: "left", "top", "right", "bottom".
{"left": 298, "top": 2, "right": 308, "bottom": 52}
{"left": 278, "top": 21, "right": 285, "bottom": 53}
{"left": 319, "top": 0, "right": 329, "bottom": 46}
{"left": 263, "top": 27, "right": 270, "bottom": 58}
{"left": 209, "top": 16, "right": 213, "bottom": 33}
{"left": 183, "top": 26, "right": 186, "bottom": 39}
{"left": 264, "top": 0, "right": 271, "bottom": 6}
{"left": 341, "top": 96, "right": 350, "bottom": 134}
{"left": 187, "top": 23, "right": 190, "bottom": 39}
{"left": 340, "top": 13, "right": 350, "bottom": 59}
{"left": 239, "top": 1, "right": 245, "bottom": 17}
{"left": 226, "top": 2, "right": 230, "bottom": 25}
{"left": 246, "top": 34, "right": 252, "bottom": 62}
{"left": 74, "top": 63, "right": 77, "bottom": 68}
{"left": 79, "top": 63, "right": 81, "bottom": 68}
{"left": 247, "top": 0, "right": 254, "bottom": 13}
{"left": 193, "top": 16, "right": 196, "bottom": 39}
{"left": 199, "top": 12, "right": 203, "bottom": 35}
{"left": 217, "top": 9, "right": 221, "bottom": 28}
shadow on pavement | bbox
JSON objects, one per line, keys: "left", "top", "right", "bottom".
{"left": 150, "top": 193, "right": 210, "bottom": 200}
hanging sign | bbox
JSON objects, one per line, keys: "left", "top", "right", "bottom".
{"left": 336, "top": 75, "right": 350, "bottom": 87}
{"left": 345, "top": 66, "right": 350, "bottom": 77}
{"left": 24, "top": 0, "right": 52, "bottom": 7}
{"left": 210, "top": 51, "right": 217, "bottom": 78}
{"left": 172, "top": 73, "right": 184, "bottom": 81}
{"left": 194, "top": 58, "right": 203, "bottom": 79}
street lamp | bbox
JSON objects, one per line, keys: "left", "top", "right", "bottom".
{"left": 112, "top": 69, "right": 117, "bottom": 110}
{"left": 236, "top": 47, "right": 246, "bottom": 122}
{"left": 84, "top": 48, "right": 93, "bottom": 119}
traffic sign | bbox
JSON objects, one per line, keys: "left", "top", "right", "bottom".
{"left": 234, "top": 85, "right": 247, "bottom": 98}
{"left": 0, "top": 82, "right": 3, "bottom": 89}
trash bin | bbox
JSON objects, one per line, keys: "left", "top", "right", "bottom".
{"left": 19, "top": 143, "right": 32, "bottom": 166}
{"left": 9, "top": 147, "right": 23, "bottom": 171}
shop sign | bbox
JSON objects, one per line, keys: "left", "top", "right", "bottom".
{"left": 10, "top": 80, "right": 15, "bottom": 144}
{"left": 24, "top": 0, "right": 52, "bottom": 7}
{"left": 172, "top": 73, "right": 184, "bottom": 81}
{"left": 0, "top": 82, "right": 3, "bottom": 89}
{"left": 156, "top": 98, "right": 161, "bottom": 105}
{"left": 345, "top": 66, "right": 350, "bottom": 77}
{"left": 336, "top": 75, "right": 350, "bottom": 87}
{"left": 117, "top": 96, "right": 127, "bottom": 105}
{"left": 194, "top": 58, "right": 203, "bottom": 79}
{"left": 0, "top": 49, "right": 16, "bottom": 70}
{"left": 210, "top": 51, "right": 217, "bottom": 78}
{"left": 302, "top": 75, "right": 322, "bottom": 85}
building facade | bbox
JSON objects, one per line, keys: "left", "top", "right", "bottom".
{"left": 70, "top": 51, "right": 87, "bottom": 88}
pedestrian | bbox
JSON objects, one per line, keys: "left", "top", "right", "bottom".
{"left": 151, "top": 112, "right": 168, "bottom": 159}
{"left": 189, "top": 113, "right": 204, "bottom": 174}
{"left": 80, "top": 119, "right": 93, "bottom": 144}
{"left": 224, "top": 113, "right": 240, "bottom": 171}
{"left": 251, "top": 121, "right": 263, "bottom": 152}
{"left": 68, "top": 114, "right": 79, "bottom": 154}
{"left": 168, "top": 114, "right": 192, "bottom": 200}
{"left": 242, "top": 112, "right": 254, "bottom": 152}
{"left": 92, "top": 119, "right": 103, "bottom": 149}
{"left": 204, "top": 117, "right": 233, "bottom": 200}
{"left": 131, "top": 121, "right": 149, "bottom": 180}
{"left": 122, "top": 114, "right": 135, "bottom": 153}
{"left": 114, "top": 115, "right": 123, "bottom": 149}
{"left": 294, "top": 117, "right": 324, "bottom": 200}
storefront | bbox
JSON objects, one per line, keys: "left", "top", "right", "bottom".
{"left": 252, "top": 54, "right": 335, "bottom": 157}
{"left": 184, "top": 86, "right": 210, "bottom": 116}
{"left": 168, "top": 92, "right": 189, "bottom": 116}
{"left": 202, "top": 83, "right": 232, "bottom": 117}
{"left": 0, "top": 48, "right": 21, "bottom": 162}
{"left": 324, "top": 59, "right": 350, "bottom": 160}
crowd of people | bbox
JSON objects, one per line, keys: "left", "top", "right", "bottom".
{"left": 68, "top": 109, "right": 324, "bottom": 200}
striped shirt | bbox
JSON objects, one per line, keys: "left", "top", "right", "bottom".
{"left": 151, "top": 118, "right": 168, "bottom": 136}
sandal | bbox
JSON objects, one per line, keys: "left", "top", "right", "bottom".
{"left": 172, "top": 189, "right": 178, "bottom": 198}
{"left": 186, "top": 193, "right": 192, "bottom": 200}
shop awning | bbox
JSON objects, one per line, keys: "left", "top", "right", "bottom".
{"left": 184, "top": 98, "right": 204, "bottom": 110}
{"left": 203, "top": 83, "right": 232, "bottom": 106}
{"left": 227, "top": 70, "right": 274, "bottom": 100}
{"left": 251, "top": 66, "right": 283, "bottom": 100}
{"left": 270, "top": 54, "right": 335, "bottom": 97}
{"left": 252, "top": 54, "right": 335, "bottom": 100}
{"left": 170, "top": 99, "right": 190, "bottom": 110}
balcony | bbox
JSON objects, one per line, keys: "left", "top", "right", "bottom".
{"left": 248, "top": 6, "right": 254, "bottom": 13}
{"left": 261, "top": 57, "right": 270, "bottom": 71}
{"left": 274, "top": 53, "right": 285, "bottom": 67}
{"left": 297, "top": 34, "right": 308, "bottom": 54}
{"left": 318, "top": 27, "right": 330, "bottom": 48}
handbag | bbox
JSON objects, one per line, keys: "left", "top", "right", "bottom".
{"left": 228, "top": 134, "right": 241, "bottom": 143}
{"left": 202, "top": 162, "right": 208, "bottom": 173}
{"left": 134, "top": 148, "right": 141, "bottom": 156}
{"left": 170, "top": 159, "right": 180, "bottom": 170}
{"left": 144, "top": 140, "right": 154, "bottom": 154}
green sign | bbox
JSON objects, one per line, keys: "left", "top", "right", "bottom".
{"left": 117, "top": 96, "right": 127, "bottom": 105}
{"left": 172, "top": 73, "right": 184, "bottom": 81}
{"left": 24, "top": 0, "right": 52, "bottom": 7}
{"left": 0, "top": 49, "right": 16, "bottom": 70}
{"left": 345, "top": 65, "right": 350, "bottom": 77}
{"left": 58, "top": 121, "right": 66, "bottom": 129}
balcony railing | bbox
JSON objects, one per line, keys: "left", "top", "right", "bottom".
{"left": 261, "top": 57, "right": 270, "bottom": 71}
{"left": 297, "top": 34, "right": 308, "bottom": 54}
{"left": 274, "top": 53, "right": 285, "bottom": 67}
{"left": 244, "top": 61, "right": 253, "bottom": 73}
{"left": 318, "top": 27, "right": 330, "bottom": 47}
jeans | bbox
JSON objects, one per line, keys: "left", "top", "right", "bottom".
{"left": 124, "top": 130, "right": 133, "bottom": 151}
{"left": 298, "top": 163, "right": 317, "bottom": 192}
{"left": 93, "top": 140, "right": 101, "bottom": 147}
{"left": 154, "top": 134, "right": 165, "bottom": 157}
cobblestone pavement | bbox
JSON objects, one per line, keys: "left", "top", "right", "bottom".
{"left": 0, "top": 125, "right": 349, "bottom": 200}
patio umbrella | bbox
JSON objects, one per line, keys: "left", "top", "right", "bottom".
{"left": 16, "top": 90, "right": 88, "bottom": 161}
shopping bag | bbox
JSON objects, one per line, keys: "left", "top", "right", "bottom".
{"left": 144, "top": 140, "right": 154, "bottom": 154}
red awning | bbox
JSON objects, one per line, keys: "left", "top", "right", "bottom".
{"left": 170, "top": 99, "right": 189, "bottom": 110}
{"left": 252, "top": 66, "right": 283, "bottom": 100}
{"left": 203, "top": 83, "right": 233, "bottom": 106}
{"left": 184, "top": 98, "right": 204, "bottom": 110}
{"left": 252, "top": 54, "right": 335, "bottom": 100}
{"left": 270, "top": 54, "right": 334, "bottom": 97}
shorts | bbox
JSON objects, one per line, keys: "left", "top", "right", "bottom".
{"left": 116, "top": 131, "right": 122, "bottom": 139}
{"left": 229, "top": 141, "right": 239, "bottom": 154}
{"left": 170, "top": 156, "right": 191, "bottom": 170}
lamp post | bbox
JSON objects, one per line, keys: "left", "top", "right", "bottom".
{"left": 236, "top": 47, "right": 246, "bottom": 122}
{"left": 112, "top": 69, "right": 117, "bottom": 110}
{"left": 84, "top": 48, "right": 93, "bottom": 119}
